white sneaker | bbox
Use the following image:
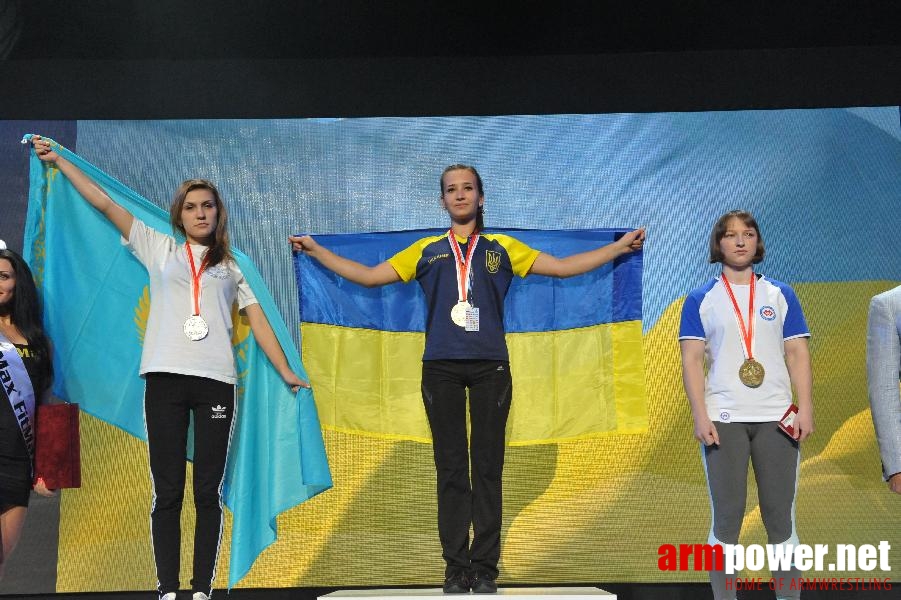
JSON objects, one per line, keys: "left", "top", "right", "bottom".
{"left": 193, "top": 593, "right": 211, "bottom": 600}
{"left": 160, "top": 594, "right": 177, "bottom": 600}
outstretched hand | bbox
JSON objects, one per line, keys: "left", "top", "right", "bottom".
{"left": 289, "top": 234, "right": 319, "bottom": 255}
{"left": 31, "top": 135, "right": 60, "bottom": 163}
{"left": 618, "top": 227, "right": 646, "bottom": 253}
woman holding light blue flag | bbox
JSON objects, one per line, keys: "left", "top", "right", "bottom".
{"left": 31, "top": 134, "right": 308, "bottom": 600}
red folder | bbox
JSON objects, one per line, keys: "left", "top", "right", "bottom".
{"left": 777, "top": 404, "right": 799, "bottom": 439}
{"left": 33, "top": 403, "right": 81, "bottom": 489}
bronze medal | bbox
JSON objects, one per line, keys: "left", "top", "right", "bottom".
{"left": 738, "top": 358, "right": 765, "bottom": 388}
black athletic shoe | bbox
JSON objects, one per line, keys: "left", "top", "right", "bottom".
{"left": 471, "top": 573, "right": 497, "bottom": 594}
{"left": 443, "top": 572, "right": 470, "bottom": 594}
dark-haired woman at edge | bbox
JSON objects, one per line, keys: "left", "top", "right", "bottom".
{"left": 0, "top": 242, "right": 55, "bottom": 581}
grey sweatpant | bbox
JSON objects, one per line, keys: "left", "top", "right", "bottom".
{"left": 702, "top": 421, "right": 802, "bottom": 600}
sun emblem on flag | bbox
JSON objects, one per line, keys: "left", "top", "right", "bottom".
{"left": 134, "top": 285, "right": 151, "bottom": 345}
{"left": 231, "top": 305, "right": 252, "bottom": 397}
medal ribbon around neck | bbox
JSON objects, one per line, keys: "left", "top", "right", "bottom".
{"left": 720, "top": 271, "right": 756, "bottom": 362}
{"left": 185, "top": 242, "right": 210, "bottom": 317}
{"left": 447, "top": 230, "right": 479, "bottom": 303}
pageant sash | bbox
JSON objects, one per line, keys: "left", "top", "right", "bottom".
{"left": 0, "top": 331, "right": 37, "bottom": 460}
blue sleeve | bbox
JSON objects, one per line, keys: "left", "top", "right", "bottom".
{"left": 679, "top": 290, "right": 706, "bottom": 340}
{"left": 779, "top": 283, "right": 810, "bottom": 339}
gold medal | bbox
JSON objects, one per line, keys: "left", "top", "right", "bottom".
{"left": 738, "top": 358, "right": 765, "bottom": 388}
{"left": 721, "top": 272, "right": 765, "bottom": 389}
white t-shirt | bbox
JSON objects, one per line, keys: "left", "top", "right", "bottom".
{"left": 678, "top": 274, "right": 810, "bottom": 422}
{"left": 124, "top": 219, "right": 257, "bottom": 384}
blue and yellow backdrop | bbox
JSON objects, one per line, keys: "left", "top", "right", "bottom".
{"left": 2, "top": 107, "right": 900, "bottom": 591}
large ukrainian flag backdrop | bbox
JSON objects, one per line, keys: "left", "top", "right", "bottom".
{"left": 296, "top": 228, "right": 646, "bottom": 444}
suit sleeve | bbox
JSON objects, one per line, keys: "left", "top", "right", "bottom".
{"left": 866, "top": 293, "right": 901, "bottom": 480}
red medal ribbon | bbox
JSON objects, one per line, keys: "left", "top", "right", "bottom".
{"left": 720, "top": 271, "right": 755, "bottom": 361}
{"left": 447, "top": 230, "right": 479, "bottom": 302}
{"left": 185, "top": 242, "right": 210, "bottom": 316}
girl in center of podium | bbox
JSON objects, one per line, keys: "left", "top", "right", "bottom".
{"left": 291, "top": 164, "right": 644, "bottom": 593}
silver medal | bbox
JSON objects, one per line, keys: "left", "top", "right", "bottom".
{"left": 450, "top": 301, "right": 471, "bottom": 327}
{"left": 183, "top": 315, "right": 209, "bottom": 341}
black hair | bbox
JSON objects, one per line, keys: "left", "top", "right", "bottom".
{"left": 0, "top": 248, "right": 53, "bottom": 391}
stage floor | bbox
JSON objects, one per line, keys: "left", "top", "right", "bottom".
{"left": 0, "top": 584, "right": 895, "bottom": 600}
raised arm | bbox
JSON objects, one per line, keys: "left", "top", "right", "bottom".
{"left": 289, "top": 234, "right": 401, "bottom": 287}
{"left": 31, "top": 135, "right": 134, "bottom": 239}
{"left": 528, "top": 228, "right": 645, "bottom": 278}
{"left": 784, "top": 337, "right": 814, "bottom": 441}
{"left": 680, "top": 338, "right": 719, "bottom": 446}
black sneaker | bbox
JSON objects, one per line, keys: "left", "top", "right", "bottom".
{"left": 443, "top": 571, "right": 470, "bottom": 594}
{"left": 471, "top": 573, "right": 497, "bottom": 594}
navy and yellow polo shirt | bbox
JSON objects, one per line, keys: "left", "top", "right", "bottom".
{"left": 388, "top": 232, "right": 540, "bottom": 361}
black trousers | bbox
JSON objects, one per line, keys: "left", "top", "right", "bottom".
{"left": 421, "top": 359, "right": 512, "bottom": 579}
{"left": 144, "top": 372, "right": 235, "bottom": 597}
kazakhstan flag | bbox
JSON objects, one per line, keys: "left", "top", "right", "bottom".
{"left": 22, "top": 135, "right": 332, "bottom": 588}
{"left": 296, "top": 229, "right": 647, "bottom": 445}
